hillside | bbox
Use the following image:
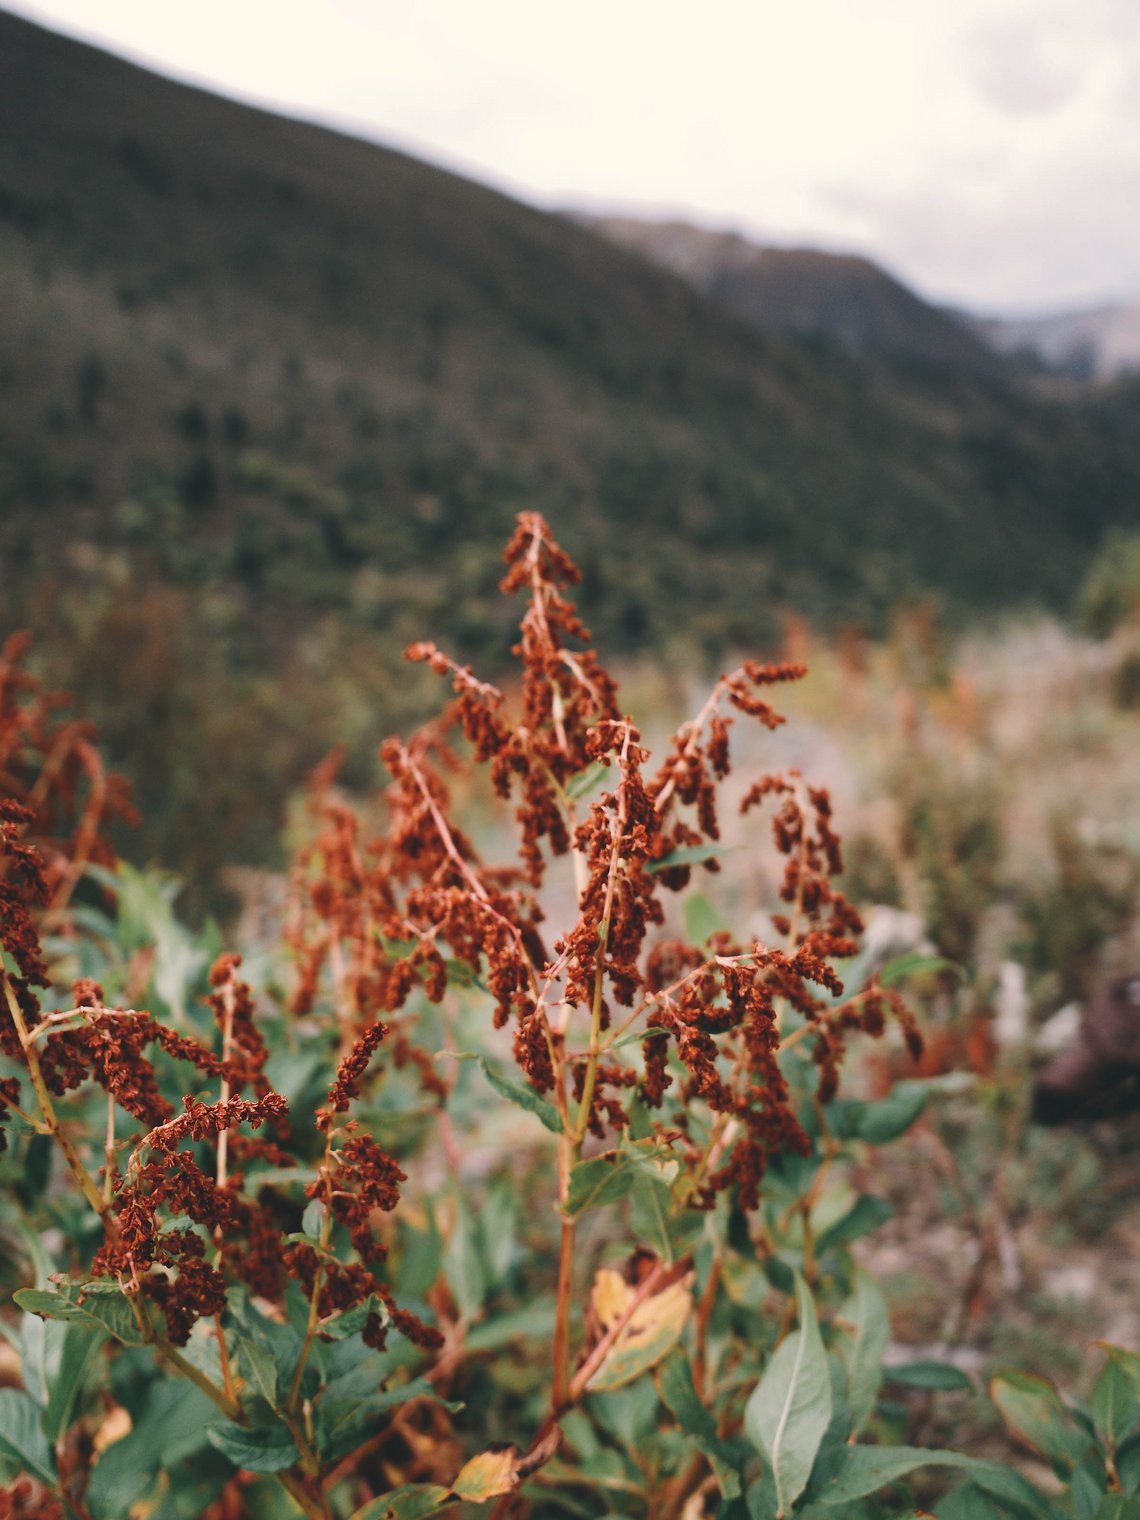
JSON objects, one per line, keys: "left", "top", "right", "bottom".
{"left": 581, "top": 215, "right": 1006, "bottom": 375}
{"left": 969, "top": 303, "right": 1140, "bottom": 383}
{"left": 1, "top": 8, "right": 1139, "bottom": 897}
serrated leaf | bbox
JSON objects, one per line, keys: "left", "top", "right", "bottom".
{"left": 744, "top": 1272, "right": 831, "bottom": 1517}
{"left": 0, "top": 1388, "right": 55, "bottom": 1485}
{"left": 349, "top": 1487, "right": 451, "bottom": 1520}
{"left": 878, "top": 953, "right": 962, "bottom": 988}
{"left": 206, "top": 1418, "right": 299, "bottom": 1473}
{"left": 990, "top": 1370, "right": 1090, "bottom": 1465}
{"left": 585, "top": 1268, "right": 693, "bottom": 1393}
{"left": 886, "top": 1360, "right": 974, "bottom": 1392}
{"left": 478, "top": 1056, "right": 563, "bottom": 1134}
{"left": 453, "top": 1447, "right": 520, "bottom": 1500}
{"left": 840, "top": 1269, "right": 889, "bottom": 1435}
{"left": 14, "top": 1284, "right": 148, "bottom": 1346}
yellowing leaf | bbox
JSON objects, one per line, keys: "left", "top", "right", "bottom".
{"left": 452, "top": 1446, "right": 519, "bottom": 1501}
{"left": 586, "top": 1267, "right": 693, "bottom": 1393}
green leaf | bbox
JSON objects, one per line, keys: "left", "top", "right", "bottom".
{"left": 86, "top": 1434, "right": 158, "bottom": 1520}
{"left": 1118, "top": 1430, "right": 1140, "bottom": 1495}
{"left": 443, "top": 1190, "right": 486, "bottom": 1320}
{"left": 886, "top": 1360, "right": 974, "bottom": 1392}
{"left": 684, "top": 892, "right": 723, "bottom": 947}
{"left": 229, "top": 1293, "right": 307, "bottom": 1405}
{"left": 990, "top": 1369, "right": 1090, "bottom": 1465}
{"left": 0, "top": 1388, "right": 55, "bottom": 1486}
{"left": 206, "top": 1418, "right": 300, "bottom": 1473}
{"left": 86, "top": 1380, "right": 217, "bottom": 1520}
{"left": 316, "top": 1376, "right": 446, "bottom": 1463}
{"left": 564, "top": 1140, "right": 665, "bottom": 1216}
{"left": 647, "top": 845, "right": 736, "bottom": 874}
{"left": 320, "top": 1294, "right": 389, "bottom": 1342}
{"left": 812, "top": 1445, "right": 1060, "bottom": 1515}
{"left": 233, "top": 1327, "right": 278, "bottom": 1406}
{"left": 464, "top": 1297, "right": 555, "bottom": 1353}
{"left": 567, "top": 761, "right": 611, "bottom": 801}
{"left": 877, "top": 953, "right": 962, "bottom": 988}
{"left": 842, "top": 1082, "right": 930, "bottom": 1144}
{"left": 814, "top": 1194, "right": 893, "bottom": 1254}
{"left": 1092, "top": 1351, "right": 1140, "bottom": 1449}
{"left": 1091, "top": 1499, "right": 1140, "bottom": 1520}
{"left": 934, "top": 1483, "right": 1007, "bottom": 1520}
{"left": 839, "top": 1269, "right": 889, "bottom": 1435}
{"left": 629, "top": 1169, "right": 674, "bottom": 1263}
{"left": 14, "top": 1284, "right": 149, "bottom": 1346}
{"left": 744, "top": 1272, "right": 832, "bottom": 1517}
{"left": 479, "top": 1057, "right": 563, "bottom": 1134}
{"left": 349, "top": 1486, "right": 452, "bottom": 1520}
{"left": 43, "top": 1323, "right": 105, "bottom": 1442}
{"left": 451, "top": 1053, "right": 563, "bottom": 1134}
{"left": 659, "top": 1351, "right": 745, "bottom": 1498}
{"left": 476, "top": 1176, "right": 521, "bottom": 1287}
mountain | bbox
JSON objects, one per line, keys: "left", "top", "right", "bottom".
{"left": 967, "top": 304, "right": 1140, "bottom": 383}
{"left": 1, "top": 8, "right": 1139, "bottom": 898}
{"left": 580, "top": 216, "right": 1006, "bottom": 375}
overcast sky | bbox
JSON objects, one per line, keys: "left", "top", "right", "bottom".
{"left": 8, "top": 0, "right": 1140, "bottom": 313}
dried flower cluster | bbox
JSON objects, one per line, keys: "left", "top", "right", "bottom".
{"left": 0, "top": 633, "right": 135, "bottom": 916}
{"left": 310, "top": 514, "right": 924, "bottom": 1209}
{"left": 0, "top": 514, "right": 928, "bottom": 1517}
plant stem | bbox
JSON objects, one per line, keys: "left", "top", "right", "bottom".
{"left": 154, "top": 1335, "right": 241, "bottom": 1419}
{"left": 4, "top": 974, "right": 108, "bottom": 1223}
{"left": 551, "top": 1212, "right": 576, "bottom": 1413}
{"left": 279, "top": 1470, "right": 333, "bottom": 1520}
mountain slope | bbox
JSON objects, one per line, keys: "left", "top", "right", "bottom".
{"left": 1, "top": 8, "right": 1139, "bottom": 894}
{"left": 581, "top": 216, "right": 1006, "bottom": 375}
{"left": 968, "top": 304, "right": 1140, "bottom": 383}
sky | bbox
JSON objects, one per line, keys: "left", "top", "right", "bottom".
{"left": 7, "top": 0, "right": 1140, "bottom": 314}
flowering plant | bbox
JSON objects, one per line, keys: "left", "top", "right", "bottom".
{"left": 1, "top": 519, "right": 1137, "bottom": 1519}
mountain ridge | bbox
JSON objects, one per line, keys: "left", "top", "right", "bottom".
{"left": 1, "top": 6, "right": 1139, "bottom": 894}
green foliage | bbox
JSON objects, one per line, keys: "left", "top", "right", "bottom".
{"left": 1076, "top": 530, "right": 1140, "bottom": 637}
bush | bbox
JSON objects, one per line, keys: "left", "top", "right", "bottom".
{"left": 1, "top": 519, "right": 1137, "bottom": 1519}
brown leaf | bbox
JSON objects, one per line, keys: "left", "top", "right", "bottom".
{"left": 451, "top": 1446, "right": 520, "bottom": 1501}
{"left": 585, "top": 1265, "right": 694, "bottom": 1392}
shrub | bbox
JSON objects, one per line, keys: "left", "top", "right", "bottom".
{"left": 1, "top": 518, "right": 1137, "bottom": 1519}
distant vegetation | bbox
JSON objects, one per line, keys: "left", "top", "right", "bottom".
{"left": 2, "top": 9, "right": 1140, "bottom": 897}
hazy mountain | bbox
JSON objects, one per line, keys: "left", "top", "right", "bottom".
{"left": 580, "top": 216, "right": 1006, "bottom": 375}
{"left": 967, "top": 304, "right": 1140, "bottom": 383}
{"left": 585, "top": 215, "right": 1140, "bottom": 388}
{"left": 1, "top": 8, "right": 1139, "bottom": 894}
